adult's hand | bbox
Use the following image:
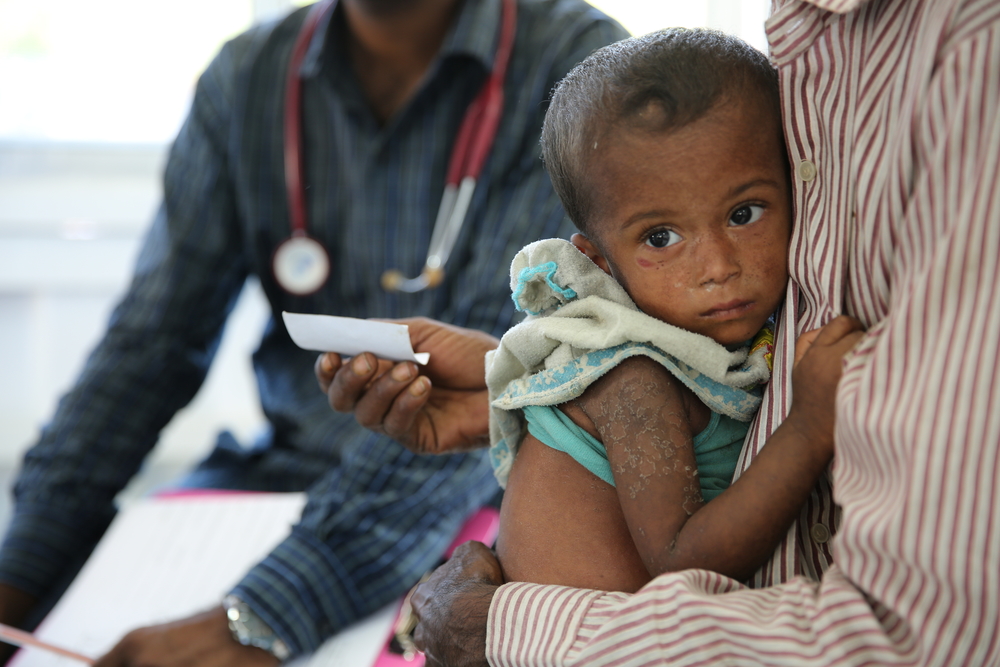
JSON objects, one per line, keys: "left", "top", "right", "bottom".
{"left": 788, "top": 314, "right": 866, "bottom": 448}
{"left": 410, "top": 541, "right": 502, "bottom": 667}
{"left": 93, "top": 607, "right": 278, "bottom": 667}
{"left": 316, "top": 317, "right": 499, "bottom": 454}
{"left": 0, "top": 584, "right": 37, "bottom": 665}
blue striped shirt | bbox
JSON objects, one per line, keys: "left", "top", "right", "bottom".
{"left": 0, "top": 0, "right": 626, "bottom": 655}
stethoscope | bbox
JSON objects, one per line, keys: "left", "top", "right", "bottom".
{"left": 272, "top": 0, "right": 517, "bottom": 296}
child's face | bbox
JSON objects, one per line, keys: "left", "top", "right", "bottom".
{"left": 573, "top": 99, "right": 791, "bottom": 346}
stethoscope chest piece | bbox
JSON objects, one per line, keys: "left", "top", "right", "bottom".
{"left": 272, "top": 234, "right": 331, "bottom": 295}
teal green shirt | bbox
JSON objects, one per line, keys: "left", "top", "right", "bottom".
{"left": 523, "top": 404, "right": 746, "bottom": 501}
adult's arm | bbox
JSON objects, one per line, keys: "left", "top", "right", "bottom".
{"left": 485, "top": 5, "right": 1000, "bottom": 666}
{"left": 0, "top": 27, "right": 250, "bottom": 617}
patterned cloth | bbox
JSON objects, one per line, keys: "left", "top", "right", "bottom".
{"left": 486, "top": 239, "right": 772, "bottom": 487}
{"left": 487, "top": 0, "right": 1000, "bottom": 664}
{"left": 522, "top": 405, "right": 748, "bottom": 501}
{"left": 0, "top": 1, "right": 627, "bottom": 656}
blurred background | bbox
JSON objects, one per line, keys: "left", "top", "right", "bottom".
{"left": 0, "top": 0, "right": 771, "bottom": 523}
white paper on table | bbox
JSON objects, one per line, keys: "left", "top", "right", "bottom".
{"left": 11, "top": 494, "right": 307, "bottom": 667}
{"left": 10, "top": 493, "right": 400, "bottom": 667}
{"left": 282, "top": 312, "right": 429, "bottom": 365}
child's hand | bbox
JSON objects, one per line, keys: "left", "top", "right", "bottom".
{"left": 786, "top": 315, "right": 866, "bottom": 456}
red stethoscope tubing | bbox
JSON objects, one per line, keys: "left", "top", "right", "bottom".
{"left": 281, "top": 0, "right": 516, "bottom": 293}
{"left": 446, "top": 0, "right": 515, "bottom": 187}
{"left": 283, "top": 0, "right": 329, "bottom": 239}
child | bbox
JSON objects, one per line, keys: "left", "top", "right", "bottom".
{"left": 487, "top": 28, "right": 861, "bottom": 592}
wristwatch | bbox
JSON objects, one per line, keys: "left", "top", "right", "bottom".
{"left": 223, "top": 595, "right": 291, "bottom": 661}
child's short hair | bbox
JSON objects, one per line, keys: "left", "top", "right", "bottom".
{"left": 541, "top": 28, "right": 781, "bottom": 235}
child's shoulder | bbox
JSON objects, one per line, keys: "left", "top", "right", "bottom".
{"left": 569, "top": 354, "right": 710, "bottom": 439}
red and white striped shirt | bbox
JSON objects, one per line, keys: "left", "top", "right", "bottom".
{"left": 487, "top": 0, "right": 1000, "bottom": 664}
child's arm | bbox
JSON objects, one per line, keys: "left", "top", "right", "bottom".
{"left": 573, "top": 316, "right": 864, "bottom": 582}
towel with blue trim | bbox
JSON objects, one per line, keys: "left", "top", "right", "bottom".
{"left": 486, "top": 238, "right": 773, "bottom": 488}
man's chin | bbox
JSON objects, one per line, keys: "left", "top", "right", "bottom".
{"left": 352, "top": 0, "right": 422, "bottom": 16}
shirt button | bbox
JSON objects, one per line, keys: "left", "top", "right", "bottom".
{"left": 798, "top": 160, "right": 817, "bottom": 182}
{"left": 810, "top": 523, "right": 831, "bottom": 544}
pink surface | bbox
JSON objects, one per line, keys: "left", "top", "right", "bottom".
{"left": 443, "top": 507, "right": 500, "bottom": 559}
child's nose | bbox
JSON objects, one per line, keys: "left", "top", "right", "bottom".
{"left": 694, "top": 231, "right": 740, "bottom": 286}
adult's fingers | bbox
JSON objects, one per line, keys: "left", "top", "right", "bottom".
{"left": 378, "top": 375, "right": 433, "bottom": 443}
{"left": 410, "top": 543, "right": 499, "bottom": 667}
{"left": 794, "top": 328, "right": 822, "bottom": 367}
{"left": 325, "top": 353, "right": 382, "bottom": 413}
{"left": 831, "top": 330, "right": 866, "bottom": 357}
{"left": 315, "top": 352, "right": 343, "bottom": 394}
{"left": 411, "top": 542, "right": 503, "bottom": 616}
{"left": 341, "top": 359, "right": 433, "bottom": 445}
{"left": 814, "top": 315, "right": 865, "bottom": 345}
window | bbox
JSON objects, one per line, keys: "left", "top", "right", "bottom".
{"left": 0, "top": 0, "right": 769, "bottom": 144}
{"left": 590, "top": 0, "right": 769, "bottom": 53}
{"left": 0, "top": 0, "right": 254, "bottom": 143}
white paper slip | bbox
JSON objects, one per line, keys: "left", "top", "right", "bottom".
{"left": 282, "top": 312, "right": 430, "bottom": 364}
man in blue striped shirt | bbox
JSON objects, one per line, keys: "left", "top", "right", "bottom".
{"left": 0, "top": 0, "right": 626, "bottom": 663}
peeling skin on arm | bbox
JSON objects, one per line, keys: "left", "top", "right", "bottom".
{"left": 681, "top": 471, "right": 701, "bottom": 516}
{"left": 565, "top": 355, "right": 709, "bottom": 575}
{"left": 573, "top": 356, "right": 704, "bottom": 505}
{"left": 577, "top": 372, "right": 695, "bottom": 503}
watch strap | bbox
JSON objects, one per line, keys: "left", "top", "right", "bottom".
{"left": 223, "top": 595, "right": 291, "bottom": 661}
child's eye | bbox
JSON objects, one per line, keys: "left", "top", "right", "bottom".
{"left": 645, "top": 229, "right": 681, "bottom": 248}
{"left": 730, "top": 205, "right": 764, "bottom": 226}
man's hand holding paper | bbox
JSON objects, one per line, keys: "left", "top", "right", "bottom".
{"left": 312, "top": 317, "right": 497, "bottom": 455}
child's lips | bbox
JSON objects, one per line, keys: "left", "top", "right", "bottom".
{"left": 701, "top": 300, "right": 755, "bottom": 319}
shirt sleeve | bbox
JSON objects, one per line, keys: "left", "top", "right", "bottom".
{"left": 230, "top": 444, "right": 499, "bottom": 656}
{"left": 0, "top": 37, "right": 249, "bottom": 600}
{"left": 489, "top": 570, "right": 903, "bottom": 666}
{"left": 487, "top": 5, "right": 1000, "bottom": 666}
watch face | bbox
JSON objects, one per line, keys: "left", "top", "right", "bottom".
{"left": 224, "top": 597, "right": 290, "bottom": 660}
{"left": 273, "top": 235, "right": 330, "bottom": 295}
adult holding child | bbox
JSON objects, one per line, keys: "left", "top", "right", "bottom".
{"left": 0, "top": 0, "right": 627, "bottom": 664}
{"left": 318, "top": 0, "right": 1000, "bottom": 664}
{"left": 484, "top": 28, "right": 867, "bottom": 597}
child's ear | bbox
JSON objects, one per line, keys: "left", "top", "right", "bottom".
{"left": 571, "top": 233, "right": 612, "bottom": 276}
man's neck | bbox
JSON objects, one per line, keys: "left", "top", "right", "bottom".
{"left": 343, "top": 0, "right": 463, "bottom": 124}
